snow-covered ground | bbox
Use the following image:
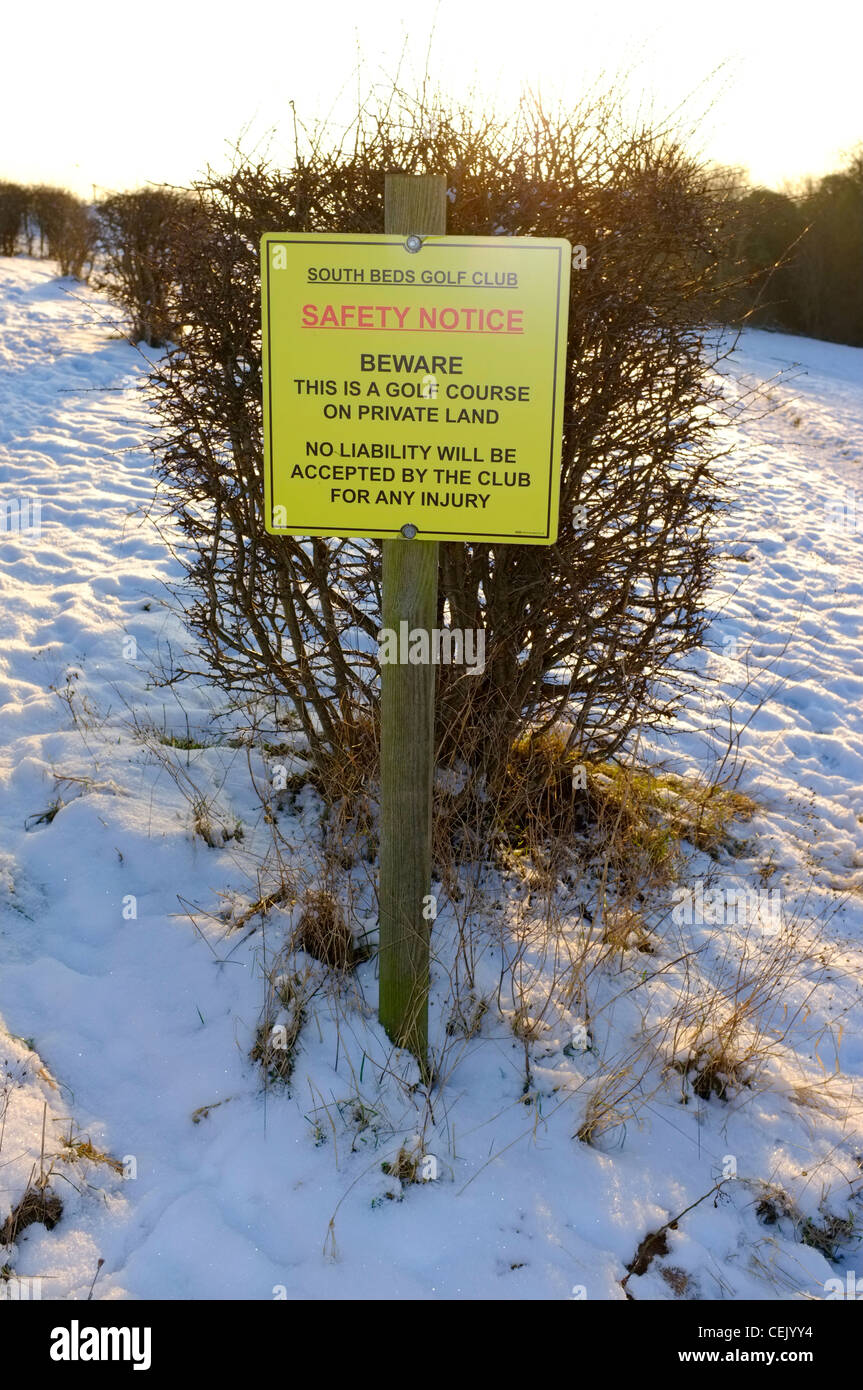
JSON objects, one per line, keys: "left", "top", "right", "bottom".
{"left": 1, "top": 256, "right": 862, "bottom": 1301}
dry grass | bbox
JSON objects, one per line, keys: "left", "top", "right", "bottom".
{"left": 437, "top": 728, "right": 756, "bottom": 893}
{"left": 382, "top": 1146, "right": 423, "bottom": 1184}
{"left": 250, "top": 969, "right": 309, "bottom": 1087}
{"left": 753, "top": 1182, "right": 857, "bottom": 1261}
{"left": 538, "top": 730, "right": 751, "bottom": 829}
{"left": 230, "top": 688, "right": 826, "bottom": 1256}
{"left": 381, "top": 1136, "right": 436, "bottom": 1187}
{"left": 600, "top": 905, "right": 655, "bottom": 954}
{"left": 60, "top": 1136, "right": 124, "bottom": 1175}
{"left": 316, "top": 709, "right": 379, "bottom": 813}
{"left": 293, "top": 889, "right": 367, "bottom": 971}
{"left": 661, "top": 902, "right": 814, "bottom": 1104}
{"left": 445, "top": 989, "right": 489, "bottom": 1040}
{"left": 660, "top": 1265, "right": 692, "bottom": 1296}
{"left": 798, "top": 1211, "right": 856, "bottom": 1259}
{"left": 224, "top": 878, "right": 294, "bottom": 933}
{"left": 191, "top": 795, "right": 243, "bottom": 849}
{"left": 0, "top": 1186, "right": 62, "bottom": 1244}
{"left": 576, "top": 1065, "right": 642, "bottom": 1147}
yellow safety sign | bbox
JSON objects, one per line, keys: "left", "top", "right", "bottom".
{"left": 260, "top": 232, "right": 571, "bottom": 543}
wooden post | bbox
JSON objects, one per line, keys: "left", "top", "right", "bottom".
{"left": 378, "top": 174, "right": 447, "bottom": 1067}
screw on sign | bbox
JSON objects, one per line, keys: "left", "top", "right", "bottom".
{"left": 260, "top": 174, "right": 570, "bottom": 1065}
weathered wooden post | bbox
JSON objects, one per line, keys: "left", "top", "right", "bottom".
{"left": 378, "top": 174, "right": 447, "bottom": 1068}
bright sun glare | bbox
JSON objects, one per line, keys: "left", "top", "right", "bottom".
{"left": 2, "top": 0, "right": 861, "bottom": 195}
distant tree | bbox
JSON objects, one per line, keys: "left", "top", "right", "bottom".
{"left": 795, "top": 152, "right": 863, "bottom": 345}
{"left": 0, "top": 182, "right": 27, "bottom": 256}
{"left": 96, "top": 188, "right": 197, "bottom": 346}
{"left": 736, "top": 188, "right": 807, "bottom": 332}
{"left": 30, "top": 186, "right": 97, "bottom": 279}
{"left": 723, "top": 148, "right": 863, "bottom": 346}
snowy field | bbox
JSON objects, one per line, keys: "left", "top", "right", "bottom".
{"left": 1, "top": 255, "right": 862, "bottom": 1301}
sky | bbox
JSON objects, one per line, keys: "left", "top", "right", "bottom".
{"left": 2, "top": 0, "right": 860, "bottom": 197}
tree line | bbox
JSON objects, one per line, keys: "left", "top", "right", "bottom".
{"left": 2, "top": 144, "right": 861, "bottom": 348}
{"left": 717, "top": 148, "right": 863, "bottom": 346}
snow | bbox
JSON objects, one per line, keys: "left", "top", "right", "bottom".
{"left": 1, "top": 256, "right": 862, "bottom": 1300}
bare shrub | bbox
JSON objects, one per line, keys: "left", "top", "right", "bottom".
{"left": 96, "top": 188, "right": 200, "bottom": 345}
{"left": 149, "top": 86, "right": 733, "bottom": 797}
{"left": 30, "top": 186, "right": 97, "bottom": 279}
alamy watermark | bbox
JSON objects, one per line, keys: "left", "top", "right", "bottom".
{"left": 824, "top": 1271, "right": 863, "bottom": 1299}
{"left": 378, "top": 620, "right": 485, "bottom": 672}
{"left": 49, "top": 1321, "right": 151, "bottom": 1370}
{"left": 0, "top": 1274, "right": 42, "bottom": 1299}
{"left": 671, "top": 880, "right": 782, "bottom": 935}
{"left": 827, "top": 492, "right": 863, "bottom": 533}
{"left": 0, "top": 497, "right": 41, "bottom": 542}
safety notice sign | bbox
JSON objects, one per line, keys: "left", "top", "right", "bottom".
{"left": 260, "top": 232, "right": 571, "bottom": 544}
